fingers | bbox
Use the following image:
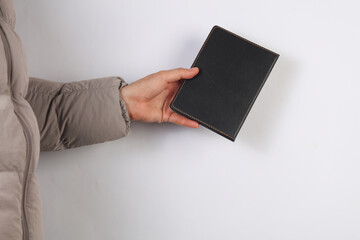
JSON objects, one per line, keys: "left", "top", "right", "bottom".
{"left": 160, "top": 67, "right": 199, "bottom": 83}
{"left": 168, "top": 112, "right": 199, "bottom": 128}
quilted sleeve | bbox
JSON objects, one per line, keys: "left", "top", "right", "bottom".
{"left": 0, "top": 0, "right": 17, "bottom": 29}
{"left": 25, "top": 76, "right": 131, "bottom": 151}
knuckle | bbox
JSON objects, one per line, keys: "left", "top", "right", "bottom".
{"left": 157, "top": 70, "right": 167, "bottom": 79}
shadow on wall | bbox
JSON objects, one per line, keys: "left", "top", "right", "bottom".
{"left": 239, "top": 55, "right": 298, "bottom": 151}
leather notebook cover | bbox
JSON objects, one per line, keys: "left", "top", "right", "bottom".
{"left": 170, "top": 25, "right": 279, "bottom": 142}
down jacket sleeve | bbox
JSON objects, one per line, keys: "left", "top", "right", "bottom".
{"left": 25, "top": 76, "right": 131, "bottom": 151}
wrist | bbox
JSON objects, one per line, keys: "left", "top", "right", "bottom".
{"left": 120, "top": 85, "right": 136, "bottom": 121}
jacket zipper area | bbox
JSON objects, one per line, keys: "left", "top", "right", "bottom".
{"left": 0, "top": 24, "right": 31, "bottom": 240}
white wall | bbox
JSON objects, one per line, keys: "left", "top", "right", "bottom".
{"left": 14, "top": 0, "right": 360, "bottom": 239}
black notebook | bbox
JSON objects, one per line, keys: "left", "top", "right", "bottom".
{"left": 170, "top": 25, "right": 279, "bottom": 142}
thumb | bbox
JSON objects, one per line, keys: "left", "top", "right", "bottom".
{"left": 164, "top": 67, "right": 199, "bottom": 83}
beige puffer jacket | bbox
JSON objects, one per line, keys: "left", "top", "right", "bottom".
{"left": 0, "top": 1, "right": 131, "bottom": 239}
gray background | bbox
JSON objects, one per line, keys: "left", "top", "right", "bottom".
{"left": 14, "top": 0, "right": 360, "bottom": 239}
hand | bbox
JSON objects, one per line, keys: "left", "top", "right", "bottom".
{"left": 120, "top": 67, "right": 200, "bottom": 128}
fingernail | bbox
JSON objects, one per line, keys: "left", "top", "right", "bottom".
{"left": 191, "top": 67, "right": 198, "bottom": 71}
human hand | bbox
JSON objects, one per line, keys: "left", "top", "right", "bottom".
{"left": 120, "top": 67, "right": 200, "bottom": 128}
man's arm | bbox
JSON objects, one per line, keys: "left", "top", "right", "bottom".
{"left": 25, "top": 76, "right": 131, "bottom": 151}
{"left": 25, "top": 67, "right": 199, "bottom": 151}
